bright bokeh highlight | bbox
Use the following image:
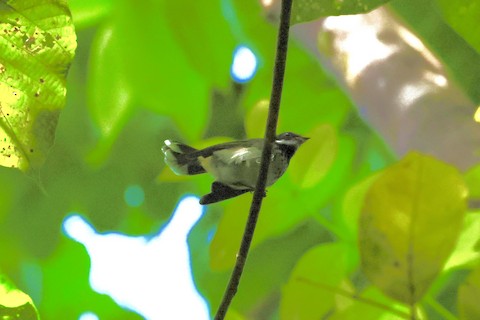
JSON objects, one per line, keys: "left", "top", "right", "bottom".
{"left": 475, "top": 106, "right": 480, "bottom": 123}
{"left": 323, "top": 15, "right": 399, "bottom": 85}
{"left": 78, "top": 312, "right": 99, "bottom": 320}
{"left": 231, "top": 45, "right": 257, "bottom": 83}
{"left": 261, "top": 0, "right": 274, "bottom": 7}
{"left": 63, "top": 196, "right": 209, "bottom": 320}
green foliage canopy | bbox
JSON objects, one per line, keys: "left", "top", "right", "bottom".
{"left": 0, "top": 0, "right": 479, "bottom": 319}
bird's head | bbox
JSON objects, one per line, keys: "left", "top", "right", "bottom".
{"left": 275, "top": 132, "right": 309, "bottom": 159}
{"left": 275, "top": 132, "right": 309, "bottom": 147}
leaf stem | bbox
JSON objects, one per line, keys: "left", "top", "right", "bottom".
{"left": 213, "top": 0, "right": 293, "bottom": 319}
{"left": 297, "top": 277, "right": 411, "bottom": 319}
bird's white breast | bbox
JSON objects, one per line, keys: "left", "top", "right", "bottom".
{"left": 200, "top": 146, "right": 288, "bottom": 190}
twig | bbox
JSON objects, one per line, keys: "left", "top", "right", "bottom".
{"left": 213, "top": 0, "right": 293, "bottom": 319}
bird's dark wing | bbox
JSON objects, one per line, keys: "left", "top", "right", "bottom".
{"left": 190, "top": 139, "right": 264, "bottom": 165}
{"left": 189, "top": 139, "right": 264, "bottom": 159}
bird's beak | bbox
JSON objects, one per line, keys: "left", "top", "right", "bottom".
{"left": 300, "top": 136, "right": 309, "bottom": 144}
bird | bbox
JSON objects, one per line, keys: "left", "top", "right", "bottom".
{"left": 162, "top": 132, "right": 309, "bottom": 205}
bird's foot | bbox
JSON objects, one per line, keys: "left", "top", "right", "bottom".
{"left": 249, "top": 189, "right": 267, "bottom": 198}
{"left": 200, "top": 182, "right": 249, "bottom": 205}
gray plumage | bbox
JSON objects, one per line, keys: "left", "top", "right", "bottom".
{"left": 162, "top": 132, "right": 308, "bottom": 204}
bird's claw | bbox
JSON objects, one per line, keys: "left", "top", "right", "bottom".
{"left": 250, "top": 189, "right": 267, "bottom": 198}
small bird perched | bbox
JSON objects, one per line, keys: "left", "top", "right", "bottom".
{"left": 162, "top": 132, "right": 308, "bottom": 205}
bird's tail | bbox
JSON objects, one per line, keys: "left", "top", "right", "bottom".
{"left": 161, "top": 140, "right": 206, "bottom": 175}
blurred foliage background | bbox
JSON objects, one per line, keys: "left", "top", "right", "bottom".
{"left": 1, "top": 0, "right": 480, "bottom": 319}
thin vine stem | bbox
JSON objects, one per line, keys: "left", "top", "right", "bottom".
{"left": 298, "top": 277, "right": 410, "bottom": 319}
{"left": 213, "top": 0, "right": 293, "bottom": 319}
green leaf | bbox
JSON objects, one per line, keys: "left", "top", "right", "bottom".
{"left": 87, "top": 23, "right": 133, "bottom": 165}
{"left": 69, "top": 0, "right": 113, "bottom": 29}
{"left": 113, "top": 0, "right": 208, "bottom": 141}
{"left": 244, "top": 99, "right": 269, "bottom": 138}
{"left": 293, "top": 133, "right": 355, "bottom": 216}
{"left": 329, "top": 286, "right": 408, "bottom": 320}
{"left": 289, "top": 124, "right": 337, "bottom": 189}
{"left": 225, "top": 309, "right": 246, "bottom": 320}
{"left": 280, "top": 87, "right": 351, "bottom": 131}
{"left": 280, "top": 243, "right": 348, "bottom": 319}
{"left": 340, "top": 173, "right": 380, "bottom": 242}
{"left": 359, "top": 152, "right": 467, "bottom": 304}
{"left": 444, "top": 212, "right": 480, "bottom": 271}
{"left": 0, "top": 274, "right": 39, "bottom": 320}
{"left": 465, "top": 163, "right": 480, "bottom": 199}
{"left": 291, "top": 0, "right": 392, "bottom": 24}
{"left": 434, "top": 0, "right": 480, "bottom": 55}
{"left": 209, "top": 195, "right": 249, "bottom": 271}
{"left": 0, "top": 0, "right": 76, "bottom": 170}
{"left": 165, "top": 1, "right": 236, "bottom": 87}
{"left": 458, "top": 264, "right": 480, "bottom": 320}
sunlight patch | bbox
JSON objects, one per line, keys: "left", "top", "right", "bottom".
{"left": 261, "top": 0, "right": 274, "bottom": 7}
{"left": 398, "top": 83, "right": 431, "bottom": 108}
{"left": 474, "top": 106, "right": 480, "bottom": 123}
{"left": 62, "top": 196, "right": 209, "bottom": 320}
{"left": 79, "top": 312, "right": 99, "bottom": 320}
{"left": 323, "top": 13, "right": 399, "bottom": 85}
{"left": 397, "top": 26, "right": 442, "bottom": 69}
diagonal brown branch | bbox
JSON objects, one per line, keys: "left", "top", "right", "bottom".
{"left": 213, "top": 0, "right": 293, "bottom": 319}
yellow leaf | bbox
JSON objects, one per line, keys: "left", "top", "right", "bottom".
{"left": 245, "top": 99, "right": 270, "bottom": 138}
{"left": 458, "top": 265, "right": 480, "bottom": 320}
{"left": 0, "top": 274, "right": 39, "bottom": 319}
{"left": 359, "top": 152, "right": 467, "bottom": 304}
{"left": 0, "top": 0, "right": 76, "bottom": 170}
